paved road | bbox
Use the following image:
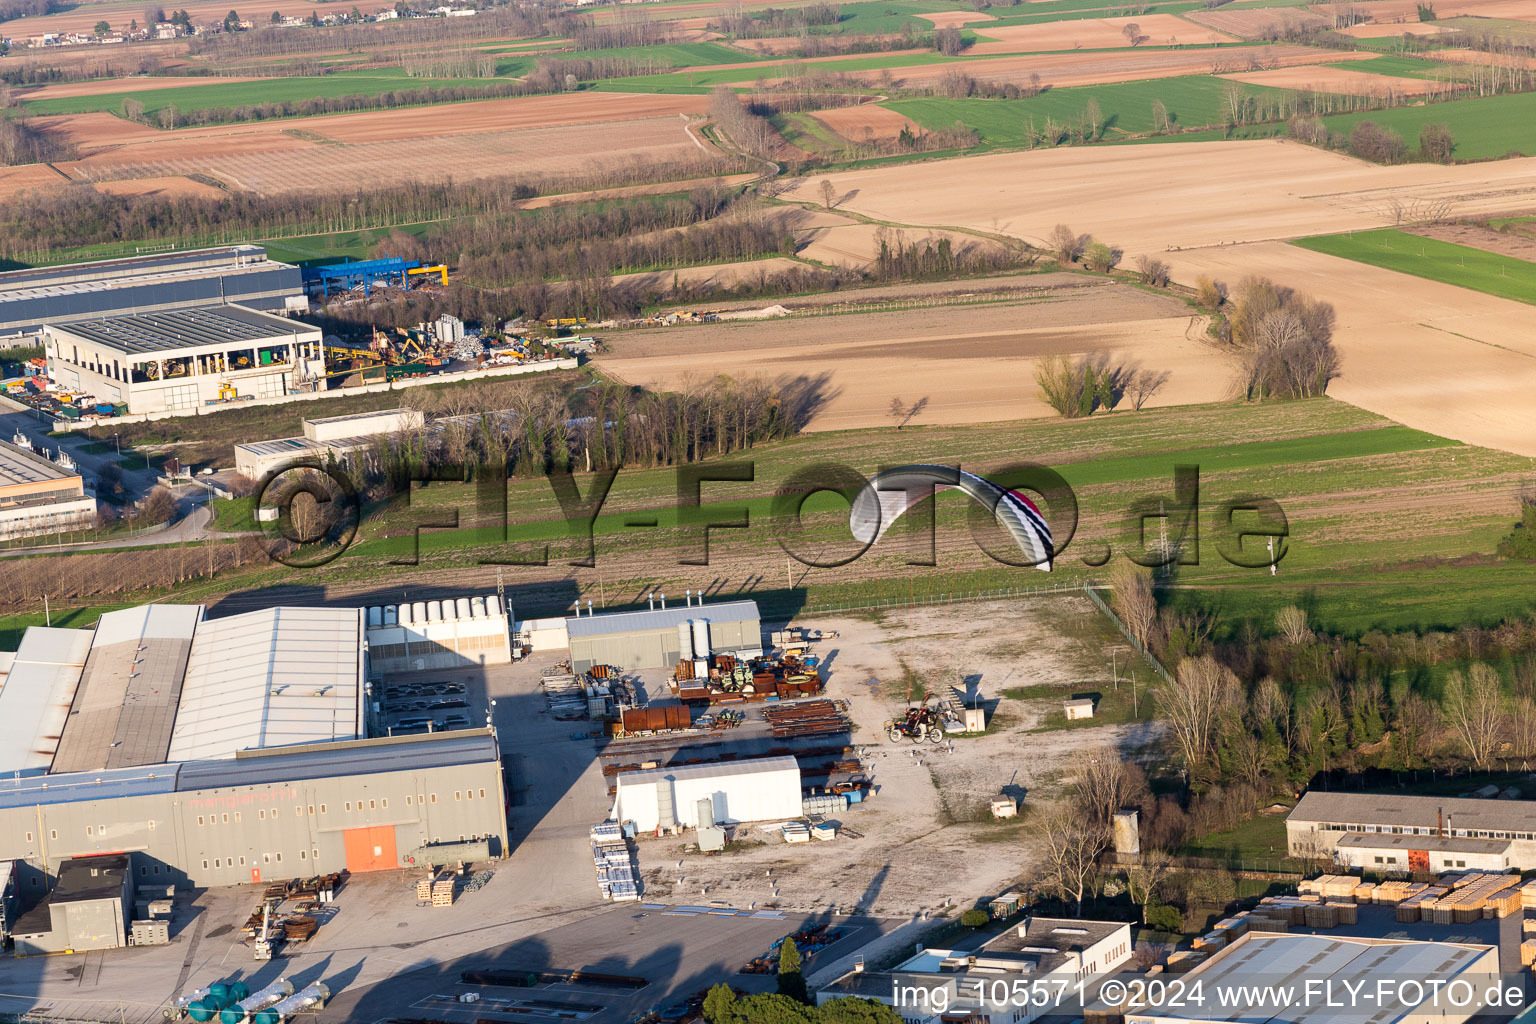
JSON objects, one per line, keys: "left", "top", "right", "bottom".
{"left": 0, "top": 407, "right": 246, "bottom": 557}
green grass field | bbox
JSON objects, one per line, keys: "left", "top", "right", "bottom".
{"left": 887, "top": 75, "right": 1291, "bottom": 145}
{"left": 1323, "top": 55, "right": 1475, "bottom": 81}
{"left": 1293, "top": 228, "right": 1536, "bottom": 306}
{"left": 19, "top": 71, "right": 512, "bottom": 118}
{"left": 1317, "top": 91, "right": 1536, "bottom": 160}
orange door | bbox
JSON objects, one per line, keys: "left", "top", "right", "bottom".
{"left": 1408, "top": 849, "right": 1430, "bottom": 873}
{"left": 342, "top": 826, "right": 398, "bottom": 872}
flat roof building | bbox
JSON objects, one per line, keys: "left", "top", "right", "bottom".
{"left": 235, "top": 407, "right": 424, "bottom": 478}
{"left": 0, "top": 438, "right": 96, "bottom": 541}
{"left": 0, "top": 245, "right": 305, "bottom": 341}
{"left": 44, "top": 304, "right": 324, "bottom": 415}
{"left": 1287, "top": 791, "right": 1536, "bottom": 871}
{"left": 817, "top": 916, "right": 1133, "bottom": 1024}
{"left": 1123, "top": 932, "right": 1498, "bottom": 1024}
{"left": 567, "top": 599, "right": 761, "bottom": 673}
{"left": 11, "top": 854, "right": 131, "bottom": 956}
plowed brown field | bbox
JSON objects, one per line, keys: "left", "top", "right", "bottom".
{"left": 1186, "top": 7, "right": 1328, "bottom": 36}
{"left": 1311, "top": 0, "right": 1536, "bottom": 20}
{"left": 19, "top": 76, "right": 260, "bottom": 100}
{"left": 6, "top": 92, "right": 714, "bottom": 199}
{"left": 779, "top": 140, "right": 1536, "bottom": 454}
{"left": 597, "top": 287, "right": 1221, "bottom": 431}
{"left": 966, "top": 14, "right": 1234, "bottom": 53}
{"left": 1338, "top": 21, "right": 1447, "bottom": 36}
{"left": 754, "top": 44, "right": 1361, "bottom": 90}
{"left": 94, "top": 175, "right": 225, "bottom": 198}
{"left": 1218, "top": 66, "right": 1464, "bottom": 96}
{"left": 809, "top": 103, "right": 919, "bottom": 141}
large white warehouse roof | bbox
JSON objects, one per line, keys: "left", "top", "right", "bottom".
{"left": 167, "top": 606, "right": 365, "bottom": 761}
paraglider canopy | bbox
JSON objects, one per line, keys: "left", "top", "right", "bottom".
{"left": 850, "top": 465, "right": 1055, "bottom": 571}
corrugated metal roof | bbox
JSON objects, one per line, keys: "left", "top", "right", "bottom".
{"left": 616, "top": 755, "right": 798, "bottom": 786}
{"left": 177, "top": 729, "right": 497, "bottom": 790}
{"left": 49, "top": 304, "right": 312, "bottom": 355}
{"left": 49, "top": 605, "right": 202, "bottom": 774}
{"left": 0, "top": 762, "right": 177, "bottom": 811}
{"left": 566, "top": 600, "right": 759, "bottom": 639}
{"left": 0, "top": 627, "right": 93, "bottom": 775}
{"left": 0, "top": 731, "right": 498, "bottom": 811}
{"left": 167, "top": 606, "right": 363, "bottom": 761}
{"left": 1289, "top": 791, "right": 1536, "bottom": 832}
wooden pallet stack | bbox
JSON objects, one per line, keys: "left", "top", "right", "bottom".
{"left": 1394, "top": 885, "right": 1443, "bottom": 922}
{"left": 416, "top": 873, "right": 435, "bottom": 902}
{"left": 432, "top": 878, "right": 455, "bottom": 907}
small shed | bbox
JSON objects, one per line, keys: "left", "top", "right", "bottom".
{"left": 991, "top": 795, "right": 1018, "bottom": 819}
{"left": 1063, "top": 697, "right": 1096, "bottom": 721}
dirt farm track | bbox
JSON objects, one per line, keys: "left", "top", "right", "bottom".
{"left": 786, "top": 140, "right": 1536, "bottom": 456}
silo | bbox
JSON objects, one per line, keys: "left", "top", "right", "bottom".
{"left": 471, "top": 596, "right": 487, "bottom": 619}
{"left": 691, "top": 619, "right": 710, "bottom": 658}
{"left": 441, "top": 599, "right": 457, "bottom": 622}
{"left": 367, "top": 606, "right": 382, "bottom": 627}
{"left": 456, "top": 597, "right": 472, "bottom": 620}
{"left": 399, "top": 603, "right": 413, "bottom": 626}
{"left": 411, "top": 601, "right": 426, "bottom": 624}
{"left": 427, "top": 601, "right": 441, "bottom": 623}
{"left": 678, "top": 620, "right": 694, "bottom": 662}
{"left": 486, "top": 595, "right": 502, "bottom": 618}
{"left": 385, "top": 605, "right": 398, "bottom": 626}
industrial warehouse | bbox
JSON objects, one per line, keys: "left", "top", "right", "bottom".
{"left": 43, "top": 305, "right": 326, "bottom": 415}
{"left": 0, "top": 246, "right": 306, "bottom": 341}
{"left": 0, "top": 435, "right": 96, "bottom": 541}
{"left": 1286, "top": 792, "right": 1536, "bottom": 872}
{"left": 0, "top": 596, "right": 511, "bottom": 899}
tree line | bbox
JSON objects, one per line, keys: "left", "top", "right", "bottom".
{"left": 0, "top": 0, "right": 59, "bottom": 19}
{"left": 0, "top": 155, "right": 746, "bottom": 260}
{"left": 185, "top": 6, "right": 565, "bottom": 63}
{"left": 0, "top": 118, "right": 76, "bottom": 167}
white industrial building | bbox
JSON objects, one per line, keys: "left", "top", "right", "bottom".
{"left": 235, "top": 407, "right": 424, "bottom": 478}
{"left": 364, "top": 594, "right": 511, "bottom": 674}
{"left": 1287, "top": 791, "right": 1536, "bottom": 871}
{"left": 1123, "top": 933, "right": 1498, "bottom": 1024}
{"left": 0, "top": 626, "right": 94, "bottom": 775}
{"left": 43, "top": 305, "right": 325, "bottom": 414}
{"left": 612, "top": 756, "right": 802, "bottom": 833}
{"left": 818, "top": 917, "right": 1133, "bottom": 1024}
{"left": 0, "top": 438, "right": 97, "bottom": 541}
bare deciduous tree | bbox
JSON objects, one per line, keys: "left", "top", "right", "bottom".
{"left": 1074, "top": 747, "right": 1148, "bottom": 827}
{"left": 1109, "top": 560, "right": 1157, "bottom": 650}
{"left": 818, "top": 178, "right": 836, "bottom": 210}
{"left": 1153, "top": 655, "right": 1242, "bottom": 769}
{"left": 1135, "top": 254, "right": 1171, "bottom": 287}
{"left": 1124, "top": 850, "right": 1172, "bottom": 924}
{"left": 1442, "top": 663, "right": 1506, "bottom": 768}
{"left": 1036, "top": 803, "right": 1109, "bottom": 917}
{"left": 1048, "top": 223, "right": 1086, "bottom": 264}
{"left": 1275, "top": 605, "right": 1313, "bottom": 645}
{"left": 1127, "top": 368, "right": 1170, "bottom": 411}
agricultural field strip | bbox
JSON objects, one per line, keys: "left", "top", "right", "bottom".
{"left": 1293, "top": 229, "right": 1536, "bottom": 306}
{"left": 341, "top": 420, "right": 1466, "bottom": 560}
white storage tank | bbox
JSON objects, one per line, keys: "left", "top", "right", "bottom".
{"left": 441, "top": 599, "right": 457, "bottom": 622}
{"left": 691, "top": 618, "right": 710, "bottom": 658}
{"left": 398, "top": 603, "right": 413, "bottom": 626}
{"left": 678, "top": 620, "right": 694, "bottom": 662}
{"left": 456, "top": 597, "right": 472, "bottom": 620}
{"left": 384, "top": 605, "right": 398, "bottom": 626}
{"left": 487, "top": 595, "right": 502, "bottom": 618}
{"left": 411, "top": 601, "right": 426, "bottom": 624}
{"left": 471, "top": 596, "right": 487, "bottom": 619}
{"left": 367, "top": 606, "right": 382, "bottom": 627}
{"left": 427, "top": 601, "right": 441, "bottom": 623}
